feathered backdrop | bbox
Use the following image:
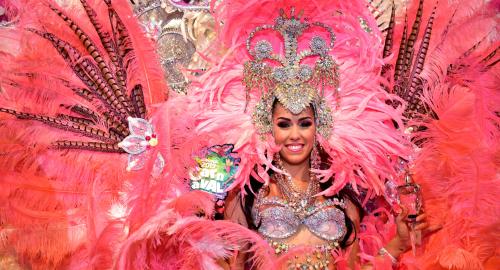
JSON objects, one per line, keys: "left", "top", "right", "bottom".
{"left": 381, "top": 0, "right": 499, "bottom": 269}
{"left": 0, "top": 0, "right": 498, "bottom": 269}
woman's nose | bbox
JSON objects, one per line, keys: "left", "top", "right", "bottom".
{"left": 289, "top": 125, "right": 300, "bottom": 140}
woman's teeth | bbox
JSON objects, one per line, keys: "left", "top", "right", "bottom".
{"left": 287, "top": 144, "right": 303, "bottom": 152}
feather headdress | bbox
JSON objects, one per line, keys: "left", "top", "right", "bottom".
{"left": 191, "top": 0, "right": 410, "bottom": 197}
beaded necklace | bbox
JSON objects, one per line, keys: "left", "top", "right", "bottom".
{"left": 274, "top": 157, "right": 320, "bottom": 219}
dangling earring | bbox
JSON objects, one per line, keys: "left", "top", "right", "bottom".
{"left": 310, "top": 140, "right": 320, "bottom": 170}
{"left": 273, "top": 152, "right": 283, "bottom": 169}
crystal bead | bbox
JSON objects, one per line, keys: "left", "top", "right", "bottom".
{"left": 300, "top": 199, "right": 307, "bottom": 207}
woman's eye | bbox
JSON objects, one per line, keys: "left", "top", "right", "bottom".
{"left": 277, "top": 121, "right": 291, "bottom": 128}
{"left": 299, "top": 121, "right": 313, "bottom": 127}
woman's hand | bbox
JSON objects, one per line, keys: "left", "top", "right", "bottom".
{"left": 385, "top": 206, "right": 442, "bottom": 258}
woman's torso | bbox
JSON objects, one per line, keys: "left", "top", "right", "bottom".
{"left": 252, "top": 182, "right": 348, "bottom": 269}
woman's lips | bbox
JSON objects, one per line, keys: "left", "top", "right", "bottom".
{"left": 286, "top": 144, "right": 304, "bottom": 153}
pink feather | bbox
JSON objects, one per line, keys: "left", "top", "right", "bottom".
{"left": 0, "top": 0, "right": 168, "bottom": 268}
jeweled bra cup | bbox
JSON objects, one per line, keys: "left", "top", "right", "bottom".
{"left": 253, "top": 195, "right": 347, "bottom": 242}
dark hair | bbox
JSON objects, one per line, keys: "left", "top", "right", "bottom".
{"left": 240, "top": 146, "right": 363, "bottom": 248}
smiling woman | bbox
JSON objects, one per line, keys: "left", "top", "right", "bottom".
{"left": 245, "top": 101, "right": 359, "bottom": 269}
{"left": 212, "top": 0, "right": 438, "bottom": 267}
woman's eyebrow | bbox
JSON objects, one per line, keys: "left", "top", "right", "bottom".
{"left": 277, "top": 117, "right": 291, "bottom": 121}
{"left": 298, "top": 117, "right": 313, "bottom": 121}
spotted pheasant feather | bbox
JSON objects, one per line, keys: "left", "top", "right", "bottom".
{"left": 0, "top": 0, "right": 163, "bottom": 152}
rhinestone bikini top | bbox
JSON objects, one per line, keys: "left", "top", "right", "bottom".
{"left": 252, "top": 189, "right": 347, "bottom": 242}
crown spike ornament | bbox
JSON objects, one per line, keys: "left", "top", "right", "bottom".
{"left": 245, "top": 8, "right": 338, "bottom": 139}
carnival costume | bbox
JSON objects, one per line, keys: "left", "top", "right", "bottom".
{"left": 0, "top": 0, "right": 498, "bottom": 269}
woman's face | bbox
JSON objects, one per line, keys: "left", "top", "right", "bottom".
{"left": 272, "top": 102, "right": 316, "bottom": 166}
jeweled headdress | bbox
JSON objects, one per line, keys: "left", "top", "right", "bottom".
{"left": 245, "top": 8, "right": 339, "bottom": 138}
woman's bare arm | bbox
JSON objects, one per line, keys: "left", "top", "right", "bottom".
{"left": 221, "top": 190, "right": 248, "bottom": 269}
{"left": 224, "top": 190, "right": 249, "bottom": 227}
{"left": 345, "top": 198, "right": 361, "bottom": 269}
